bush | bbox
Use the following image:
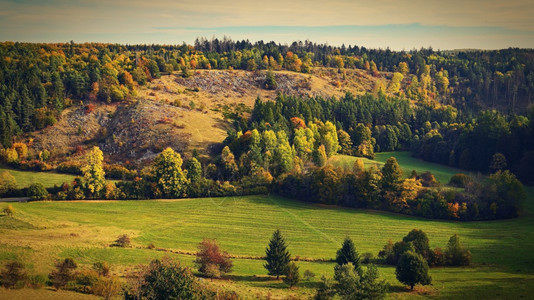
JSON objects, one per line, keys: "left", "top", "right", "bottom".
{"left": 113, "top": 234, "right": 131, "bottom": 248}
{"left": 28, "top": 183, "right": 48, "bottom": 200}
{"left": 195, "top": 239, "right": 233, "bottom": 278}
{"left": 1, "top": 261, "right": 26, "bottom": 289}
{"left": 283, "top": 262, "right": 300, "bottom": 288}
{"left": 93, "top": 275, "right": 122, "bottom": 300}
{"left": 138, "top": 257, "right": 204, "bottom": 299}
{"left": 92, "top": 262, "right": 110, "bottom": 277}
{"left": 445, "top": 234, "right": 471, "bottom": 266}
{"left": 3, "top": 204, "right": 15, "bottom": 216}
{"left": 49, "top": 258, "right": 77, "bottom": 290}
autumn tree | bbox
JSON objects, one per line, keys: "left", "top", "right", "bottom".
{"left": 82, "top": 146, "right": 106, "bottom": 197}
{"left": 220, "top": 146, "right": 239, "bottom": 180}
{"left": 490, "top": 153, "right": 507, "bottom": 172}
{"left": 0, "top": 171, "right": 17, "bottom": 196}
{"left": 195, "top": 239, "right": 233, "bottom": 278}
{"left": 264, "top": 229, "right": 291, "bottom": 279}
{"left": 153, "top": 147, "right": 188, "bottom": 198}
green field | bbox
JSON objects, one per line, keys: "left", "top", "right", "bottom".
{"left": 0, "top": 165, "right": 76, "bottom": 189}
{"left": 329, "top": 152, "right": 473, "bottom": 184}
{"left": 1, "top": 186, "right": 534, "bottom": 299}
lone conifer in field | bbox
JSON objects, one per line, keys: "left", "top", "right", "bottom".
{"left": 336, "top": 237, "right": 360, "bottom": 270}
{"left": 264, "top": 229, "right": 291, "bottom": 279}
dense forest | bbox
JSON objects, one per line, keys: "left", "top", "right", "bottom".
{"left": 1, "top": 40, "right": 534, "bottom": 148}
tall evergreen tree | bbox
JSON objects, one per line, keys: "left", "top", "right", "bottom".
{"left": 336, "top": 237, "right": 361, "bottom": 271}
{"left": 264, "top": 229, "right": 291, "bottom": 279}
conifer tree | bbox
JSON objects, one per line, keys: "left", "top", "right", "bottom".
{"left": 264, "top": 229, "right": 291, "bottom": 279}
{"left": 336, "top": 237, "right": 360, "bottom": 270}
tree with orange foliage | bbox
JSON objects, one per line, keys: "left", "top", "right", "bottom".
{"left": 195, "top": 239, "right": 233, "bottom": 278}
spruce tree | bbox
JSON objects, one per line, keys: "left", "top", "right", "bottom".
{"left": 336, "top": 237, "right": 360, "bottom": 270}
{"left": 264, "top": 229, "right": 291, "bottom": 279}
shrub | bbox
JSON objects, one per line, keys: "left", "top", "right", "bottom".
{"left": 1, "top": 261, "right": 26, "bottom": 289}
{"left": 75, "top": 269, "right": 99, "bottom": 293}
{"left": 49, "top": 258, "right": 77, "bottom": 290}
{"left": 449, "top": 173, "right": 470, "bottom": 187}
{"left": 114, "top": 234, "right": 131, "bottom": 248}
{"left": 138, "top": 257, "right": 204, "bottom": 299}
{"left": 283, "top": 262, "right": 300, "bottom": 288}
{"left": 28, "top": 183, "right": 48, "bottom": 200}
{"left": 93, "top": 275, "right": 122, "bottom": 300}
{"left": 195, "top": 239, "right": 233, "bottom": 278}
{"left": 93, "top": 262, "right": 110, "bottom": 277}
{"left": 445, "top": 234, "right": 472, "bottom": 266}
{"left": 3, "top": 204, "right": 15, "bottom": 217}
{"left": 361, "top": 252, "right": 374, "bottom": 264}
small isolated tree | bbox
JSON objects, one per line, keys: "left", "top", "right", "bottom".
{"left": 153, "top": 147, "right": 188, "bottom": 198}
{"left": 336, "top": 237, "right": 360, "bottom": 270}
{"left": 264, "top": 69, "right": 277, "bottom": 90}
{"left": 114, "top": 234, "right": 131, "bottom": 248}
{"left": 140, "top": 257, "right": 202, "bottom": 299}
{"left": 0, "top": 171, "right": 17, "bottom": 195}
{"left": 395, "top": 251, "right": 431, "bottom": 290}
{"left": 93, "top": 275, "right": 122, "bottom": 300}
{"left": 3, "top": 204, "right": 14, "bottom": 217}
{"left": 28, "top": 183, "right": 48, "bottom": 200}
{"left": 49, "top": 258, "right": 78, "bottom": 289}
{"left": 82, "top": 146, "right": 106, "bottom": 197}
{"left": 264, "top": 229, "right": 291, "bottom": 279}
{"left": 283, "top": 262, "right": 300, "bottom": 288}
{"left": 445, "top": 234, "right": 471, "bottom": 266}
{"left": 195, "top": 239, "right": 233, "bottom": 278}
{"left": 1, "top": 261, "right": 26, "bottom": 289}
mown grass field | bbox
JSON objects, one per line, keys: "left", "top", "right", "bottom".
{"left": 1, "top": 186, "right": 534, "bottom": 299}
{"left": 329, "top": 151, "right": 473, "bottom": 184}
{"left": 0, "top": 165, "right": 76, "bottom": 189}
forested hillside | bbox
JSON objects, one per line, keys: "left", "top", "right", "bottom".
{"left": 1, "top": 40, "right": 534, "bottom": 149}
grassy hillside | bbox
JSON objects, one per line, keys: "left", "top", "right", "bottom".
{"left": 329, "top": 151, "right": 472, "bottom": 184}
{"left": 0, "top": 166, "right": 76, "bottom": 189}
{"left": 1, "top": 190, "right": 534, "bottom": 299}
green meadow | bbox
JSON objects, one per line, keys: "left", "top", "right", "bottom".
{"left": 329, "top": 151, "right": 473, "bottom": 184}
{"left": 1, "top": 188, "right": 534, "bottom": 298}
{"left": 0, "top": 165, "right": 76, "bottom": 189}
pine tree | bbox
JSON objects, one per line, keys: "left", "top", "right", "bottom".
{"left": 336, "top": 237, "right": 360, "bottom": 270}
{"left": 264, "top": 229, "right": 291, "bottom": 279}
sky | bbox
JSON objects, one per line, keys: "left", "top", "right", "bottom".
{"left": 1, "top": 0, "right": 533, "bottom": 50}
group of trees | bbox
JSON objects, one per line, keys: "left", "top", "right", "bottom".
{"left": 277, "top": 157, "right": 525, "bottom": 220}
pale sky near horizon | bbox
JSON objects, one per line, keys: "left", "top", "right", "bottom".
{"left": 1, "top": 0, "right": 533, "bottom": 50}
